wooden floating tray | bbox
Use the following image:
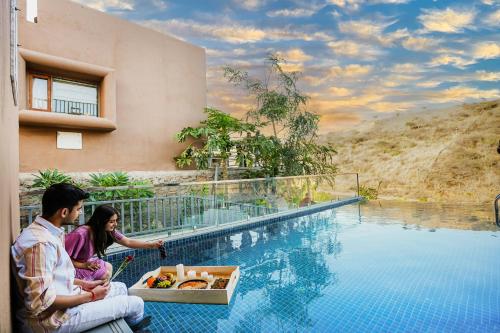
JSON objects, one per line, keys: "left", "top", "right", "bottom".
{"left": 128, "top": 266, "right": 240, "bottom": 305}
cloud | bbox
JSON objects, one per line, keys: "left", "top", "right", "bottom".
{"left": 474, "top": 70, "right": 500, "bottom": 81}
{"left": 266, "top": 8, "right": 317, "bottom": 17}
{"left": 318, "top": 112, "right": 362, "bottom": 132}
{"left": 428, "top": 54, "right": 475, "bottom": 68}
{"left": 418, "top": 7, "right": 476, "bottom": 33}
{"left": 70, "top": 0, "right": 134, "bottom": 11}
{"left": 280, "top": 62, "right": 305, "bottom": 72}
{"left": 484, "top": 9, "right": 500, "bottom": 27}
{"left": 330, "top": 10, "right": 342, "bottom": 18}
{"left": 338, "top": 19, "right": 406, "bottom": 46}
{"left": 310, "top": 91, "right": 384, "bottom": 112}
{"left": 328, "top": 0, "right": 363, "bottom": 11}
{"left": 138, "top": 19, "right": 331, "bottom": 44}
{"left": 472, "top": 42, "right": 500, "bottom": 60}
{"left": 414, "top": 70, "right": 500, "bottom": 88}
{"left": 329, "top": 64, "right": 374, "bottom": 78}
{"left": 327, "top": 40, "right": 383, "bottom": 60}
{"left": 205, "top": 48, "right": 250, "bottom": 59}
{"left": 151, "top": 0, "right": 168, "bottom": 11}
{"left": 402, "top": 36, "right": 440, "bottom": 52}
{"left": 328, "top": 87, "right": 353, "bottom": 96}
{"left": 391, "top": 63, "right": 423, "bottom": 73}
{"left": 369, "top": 0, "right": 411, "bottom": 3}
{"left": 237, "top": 0, "right": 267, "bottom": 11}
{"left": 207, "top": 88, "right": 254, "bottom": 117}
{"left": 382, "top": 74, "right": 421, "bottom": 87}
{"left": 277, "top": 48, "right": 313, "bottom": 62}
{"left": 416, "top": 81, "right": 442, "bottom": 88}
{"left": 328, "top": 40, "right": 360, "bottom": 57}
{"left": 369, "top": 101, "right": 414, "bottom": 112}
{"left": 339, "top": 19, "right": 392, "bottom": 38}
{"left": 428, "top": 86, "right": 500, "bottom": 103}
{"left": 327, "top": 0, "right": 411, "bottom": 13}
{"left": 481, "top": 0, "right": 500, "bottom": 5}
{"left": 139, "top": 19, "right": 333, "bottom": 44}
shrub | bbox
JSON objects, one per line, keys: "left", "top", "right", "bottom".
{"left": 32, "top": 169, "right": 75, "bottom": 189}
{"left": 88, "top": 172, "right": 154, "bottom": 201}
{"left": 359, "top": 185, "right": 378, "bottom": 200}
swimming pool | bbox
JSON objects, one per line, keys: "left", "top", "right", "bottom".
{"left": 110, "top": 201, "right": 500, "bottom": 332}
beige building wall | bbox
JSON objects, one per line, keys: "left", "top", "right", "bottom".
{"left": 1, "top": 0, "right": 20, "bottom": 330}
{"left": 18, "top": 0, "right": 206, "bottom": 173}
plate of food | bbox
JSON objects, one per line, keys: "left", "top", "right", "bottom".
{"left": 144, "top": 272, "right": 176, "bottom": 288}
{"left": 178, "top": 279, "right": 209, "bottom": 290}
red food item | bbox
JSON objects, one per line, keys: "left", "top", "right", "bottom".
{"left": 146, "top": 277, "right": 156, "bottom": 288}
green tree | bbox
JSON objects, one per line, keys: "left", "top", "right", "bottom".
{"left": 174, "top": 107, "right": 255, "bottom": 179}
{"left": 224, "top": 54, "right": 337, "bottom": 177}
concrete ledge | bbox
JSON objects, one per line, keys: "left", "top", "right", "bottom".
{"left": 19, "top": 109, "right": 117, "bottom": 131}
{"left": 83, "top": 318, "right": 132, "bottom": 333}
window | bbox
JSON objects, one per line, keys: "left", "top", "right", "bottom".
{"left": 28, "top": 73, "right": 99, "bottom": 117}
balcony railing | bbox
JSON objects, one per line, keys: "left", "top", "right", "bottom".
{"left": 52, "top": 98, "right": 98, "bottom": 117}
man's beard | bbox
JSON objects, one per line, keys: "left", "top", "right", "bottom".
{"left": 61, "top": 216, "right": 79, "bottom": 226}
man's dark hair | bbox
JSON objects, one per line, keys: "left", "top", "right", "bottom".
{"left": 42, "top": 183, "right": 89, "bottom": 218}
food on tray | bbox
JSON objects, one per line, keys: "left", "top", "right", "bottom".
{"left": 178, "top": 279, "right": 208, "bottom": 290}
{"left": 211, "top": 278, "right": 230, "bottom": 289}
{"left": 146, "top": 272, "right": 176, "bottom": 288}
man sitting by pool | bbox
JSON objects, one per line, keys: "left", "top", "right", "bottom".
{"left": 11, "top": 183, "right": 147, "bottom": 332}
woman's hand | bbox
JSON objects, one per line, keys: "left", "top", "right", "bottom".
{"left": 81, "top": 279, "right": 105, "bottom": 291}
{"left": 148, "top": 240, "right": 163, "bottom": 249}
{"left": 84, "top": 261, "right": 101, "bottom": 271}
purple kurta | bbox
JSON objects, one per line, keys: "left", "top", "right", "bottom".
{"left": 65, "top": 226, "right": 124, "bottom": 280}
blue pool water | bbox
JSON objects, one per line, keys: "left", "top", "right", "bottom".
{"left": 111, "top": 201, "right": 500, "bottom": 332}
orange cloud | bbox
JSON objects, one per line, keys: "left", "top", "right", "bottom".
{"left": 418, "top": 7, "right": 476, "bottom": 33}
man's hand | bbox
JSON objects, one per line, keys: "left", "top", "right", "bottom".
{"left": 91, "top": 284, "right": 110, "bottom": 301}
{"left": 84, "top": 261, "right": 100, "bottom": 271}
{"left": 81, "top": 279, "right": 105, "bottom": 291}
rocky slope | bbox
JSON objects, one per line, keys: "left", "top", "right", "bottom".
{"left": 323, "top": 100, "right": 500, "bottom": 204}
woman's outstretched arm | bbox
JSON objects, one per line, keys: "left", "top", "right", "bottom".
{"left": 115, "top": 236, "right": 163, "bottom": 249}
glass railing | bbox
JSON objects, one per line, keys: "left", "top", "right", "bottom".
{"left": 19, "top": 173, "right": 360, "bottom": 237}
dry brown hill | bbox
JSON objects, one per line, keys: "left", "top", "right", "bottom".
{"left": 323, "top": 100, "right": 500, "bottom": 204}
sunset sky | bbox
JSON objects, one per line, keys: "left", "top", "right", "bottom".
{"left": 72, "top": 0, "right": 500, "bottom": 132}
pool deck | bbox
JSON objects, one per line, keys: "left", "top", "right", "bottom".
{"left": 107, "top": 196, "right": 362, "bottom": 255}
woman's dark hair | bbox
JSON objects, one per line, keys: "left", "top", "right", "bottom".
{"left": 42, "top": 183, "right": 89, "bottom": 218}
{"left": 86, "top": 205, "right": 120, "bottom": 258}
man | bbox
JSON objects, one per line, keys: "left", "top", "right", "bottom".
{"left": 12, "top": 183, "right": 146, "bottom": 332}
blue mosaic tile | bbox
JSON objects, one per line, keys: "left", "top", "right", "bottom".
{"left": 107, "top": 203, "right": 500, "bottom": 333}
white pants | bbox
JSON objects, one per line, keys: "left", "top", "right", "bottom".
{"left": 56, "top": 282, "right": 144, "bottom": 333}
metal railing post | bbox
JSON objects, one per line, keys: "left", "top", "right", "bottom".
{"left": 356, "top": 173, "right": 360, "bottom": 197}
{"left": 495, "top": 193, "right": 500, "bottom": 227}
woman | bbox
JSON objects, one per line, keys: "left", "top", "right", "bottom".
{"left": 65, "top": 204, "right": 163, "bottom": 281}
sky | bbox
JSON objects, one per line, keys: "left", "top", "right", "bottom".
{"left": 71, "top": 0, "right": 500, "bottom": 133}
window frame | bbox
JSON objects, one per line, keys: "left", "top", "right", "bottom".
{"left": 27, "top": 71, "right": 100, "bottom": 116}
{"left": 28, "top": 73, "right": 51, "bottom": 112}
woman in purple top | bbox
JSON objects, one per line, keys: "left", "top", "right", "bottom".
{"left": 65, "top": 205, "right": 164, "bottom": 281}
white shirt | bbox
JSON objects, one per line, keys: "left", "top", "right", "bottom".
{"left": 12, "top": 216, "right": 81, "bottom": 331}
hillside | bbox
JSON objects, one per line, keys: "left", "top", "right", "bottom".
{"left": 323, "top": 100, "right": 500, "bottom": 204}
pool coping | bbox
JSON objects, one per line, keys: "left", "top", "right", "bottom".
{"left": 105, "top": 196, "right": 362, "bottom": 261}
